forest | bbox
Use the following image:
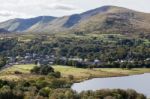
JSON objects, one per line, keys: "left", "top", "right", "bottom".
{"left": 0, "top": 33, "right": 149, "bottom": 68}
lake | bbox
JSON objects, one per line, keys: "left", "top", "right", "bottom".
{"left": 72, "top": 73, "right": 150, "bottom": 97}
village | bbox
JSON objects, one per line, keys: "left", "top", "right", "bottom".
{"left": 5, "top": 53, "right": 102, "bottom": 67}
{"left": 5, "top": 53, "right": 150, "bottom": 68}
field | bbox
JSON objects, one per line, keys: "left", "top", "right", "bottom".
{"left": 0, "top": 64, "right": 36, "bottom": 74}
{"left": 0, "top": 64, "right": 37, "bottom": 80}
{"left": 14, "top": 33, "right": 150, "bottom": 44}
{"left": 53, "top": 65, "right": 150, "bottom": 79}
{"left": 1, "top": 64, "right": 150, "bottom": 81}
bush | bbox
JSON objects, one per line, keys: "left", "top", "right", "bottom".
{"left": 31, "top": 65, "right": 54, "bottom": 75}
{"left": 39, "top": 87, "right": 51, "bottom": 97}
{"left": 48, "top": 71, "right": 61, "bottom": 78}
{"left": 49, "top": 79, "right": 67, "bottom": 88}
{"left": 14, "top": 71, "right": 22, "bottom": 74}
{"left": 0, "top": 86, "right": 24, "bottom": 99}
{"left": 30, "top": 66, "right": 40, "bottom": 74}
{"left": 0, "top": 57, "right": 6, "bottom": 69}
{"left": 68, "top": 75, "right": 74, "bottom": 80}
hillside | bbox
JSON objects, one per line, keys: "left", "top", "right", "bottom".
{"left": 0, "top": 6, "right": 150, "bottom": 34}
{"left": 0, "top": 16, "right": 56, "bottom": 32}
{"left": 0, "top": 28, "right": 10, "bottom": 33}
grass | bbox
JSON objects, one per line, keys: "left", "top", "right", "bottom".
{"left": 95, "top": 68, "right": 150, "bottom": 75}
{"left": 0, "top": 64, "right": 36, "bottom": 81}
{"left": 52, "top": 65, "right": 150, "bottom": 79}
{"left": 0, "top": 64, "right": 36, "bottom": 74}
{"left": 1, "top": 64, "right": 150, "bottom": 81}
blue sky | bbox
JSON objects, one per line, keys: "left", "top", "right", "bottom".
{"left": 0, "top": 0, "right": 150, "bottom": 22}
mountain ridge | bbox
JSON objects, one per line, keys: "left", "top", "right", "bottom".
{"left": 0, "top": 5, "right": 150, "bottom": 34}
{"left": 0, "top": 16, "right": 56, "bottom": 32}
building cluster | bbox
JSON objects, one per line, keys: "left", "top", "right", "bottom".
{"left": 5, "top": 53, "right": 102, "bottom": 67}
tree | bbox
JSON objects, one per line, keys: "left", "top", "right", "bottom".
{"left": 126, "top": 63, "right": 133, "bottom": 70}
{"left": 0, "top": 57, "right": 7, "bottom": 69}
{"left": 120, "top": 62, "right": 127, "bottom": 69}
{"left": 39, "top": 65, "right": 54, "bottom": 75}
{"left": 31, "top": 64, "right": 54, "bottom": 75}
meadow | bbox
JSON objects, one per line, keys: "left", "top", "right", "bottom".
{"left": 1, "top": 64, "right": 150, "bottom": 81}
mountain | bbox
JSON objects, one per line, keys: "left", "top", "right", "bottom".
{"left": 0, "top": 28, "right": 10, "bottom": 33}
{"left": 0, "top": 6, "right": 150, "bottom": 34}
{"left": 0, "top": 16, "right": 56, "bottom": 32}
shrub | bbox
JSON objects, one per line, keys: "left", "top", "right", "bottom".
{"left": 39, "top": 87, "right": 51, "bottom": 97}
{"left": 68, "top": 75, "right": 74, "bottom": 80}
{"left": 14, "top": 71, "right": 22, "bottom": 74}
{"left": 48, "top": 71, "right": 61, "bottom": 78}
{"left": 31, "top": 65, "right": 54, "bottom": 75}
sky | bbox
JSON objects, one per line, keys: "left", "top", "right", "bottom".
{"left": 0, "top": 0, "right": 150, "bottom": 22}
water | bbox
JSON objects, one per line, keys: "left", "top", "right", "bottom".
{"left": 72, "top": 73, "right": 150, "bottom": 97}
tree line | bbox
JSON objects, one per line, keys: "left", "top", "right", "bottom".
{"left": 0, "top": 35, "right": 149, "bottom": 68}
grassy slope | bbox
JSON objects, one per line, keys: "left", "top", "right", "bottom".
{"left": 1, "top": 64, "right": 150, "bottom": 81}
{"left": 0, "top": 64, "right": 36, "bottom": 74}
{"left": 17, "top": 33, "right": 150, "bottom": 44}
{"left": 0, "top": 64, "right": 37, "bottom": 81}
{"left": 53, "top": 65, "right": 150, "bottom": 79}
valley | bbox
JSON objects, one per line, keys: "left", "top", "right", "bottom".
{"left": 0, "top": 5, "right": 149, "bottom": 99}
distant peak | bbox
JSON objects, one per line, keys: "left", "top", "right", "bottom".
{"left": 81, "top": 5, "right": 117, "bottom": 18}
{"left": 81, "top": 5, "right": 135, "bottom": 19}
{"left": 98, "top": 5, "right": 135, "bottom": 12}
{"left": 93, "top": 5, "right": 128, "bottom": 12}
{"left": 100, "top": 5, "right": 119, "bottom": 8}
{"left": 98, "top": 5, "right": 112, "bottom": 9}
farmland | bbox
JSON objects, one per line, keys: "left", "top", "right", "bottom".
{"left": 1, "top": 64, "right": 150, "bottom": 80}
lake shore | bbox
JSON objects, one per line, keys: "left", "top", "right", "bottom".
{"left": 0, "top": 64, "right": 149, "bottom": 98}
{"left": 1, "top": 64, "right": 150, "bottom": 82}
{"left": 72, "top": 73, "right": 150, "bottom": 98}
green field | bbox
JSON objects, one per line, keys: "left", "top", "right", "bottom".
{"left": 53, "top": 65, "right": 150, "bottom": 79}
{"left": 16, "top": 33, "right": 150, "bottom": 44}
{"left": 1, "top": 64, "right": 150, "bottom": 81}
{"left": 0, "top": 64, "right": 37, "bottom": 80}
{"left": 0, "top": 64, "right": 36, "bottom": 74}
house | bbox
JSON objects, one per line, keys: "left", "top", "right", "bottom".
{"left": 146, "top": 58, "right": 150, "bottom": 61}
{"left": 68, "top": 57, "right": 83, "bottom": 62}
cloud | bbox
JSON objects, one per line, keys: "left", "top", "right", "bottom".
{"left": 42, "top": 3, "right": 78, "bottom": 11}
{"left": 0, "top": 10, "right": 33, "bottom": 20}
{"left": 0, "top": 12, "right": 11, "bottom": 17}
